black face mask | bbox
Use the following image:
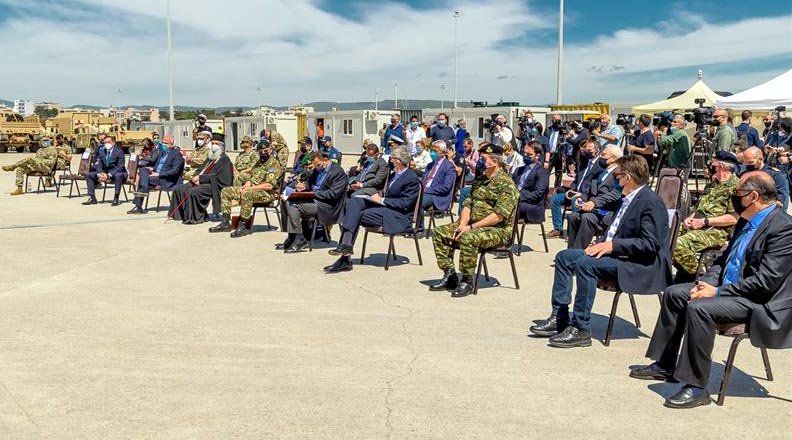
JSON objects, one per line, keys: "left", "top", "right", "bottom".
{"left": 299, "top": 145, "right": 309, "bottom": 153}
{"left": 259, "top": 152, "right": 270, "bottom": 163}
{"left": 707, "top": 164, "right": 718, "bottom": 177}
{"left": 475, "top": 158, "right": 486, "bottom": 176}
{"left": 744, "top": 164, "right": 759, "bottom": 172}
{"left": 731, "top": 193, "right": 752, "bottom": 215}
{"left": 764, "top": 121, "right": 772, "bottom": 128}
{"left": 711, "top": 119, "right": 721, "bottom": 127}
{"left": 597, "top": 157, "right": 609, "bottom": 169}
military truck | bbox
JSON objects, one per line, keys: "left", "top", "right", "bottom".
{"left": 0, "top": 109, "right": 47, "bottom": 153}
{"left": 45, "top": 111, "right": 149, "bottom": 154}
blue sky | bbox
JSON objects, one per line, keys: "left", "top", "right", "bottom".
{"left": 0, "top": 0, "right": 790, "bottom": 107}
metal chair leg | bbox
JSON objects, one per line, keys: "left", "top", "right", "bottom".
{"left": 516, "top": 222, "right": 526, "bottom": 256}
{"left": 156, "top": 190, "right": 164, "bottom": 212}
{"left": 384, "top": 236, "right": 395, "bottom": 271}
{"left": 413, "top": 235, "right": 423, "bottom": 265}
{"left": 473, "top": 253, "right": 484, "bottom": 295}
{"left": 761, "top": 348, "right": 773, "bottom": 381}
{"left": 628, "top": 293, "right": 641, "bottom": 328}
{"left": 604, "top": 291, "right": 623, "bottom": 347}
{"left": 359, "top": 230, "right": 368, "bottom": 264}
{"left": 540, "top": 222, "right": 549, "bottom": 253}
{"left": 482, "top": 254, "right": 490, "bottom": 281}
{"left": 717, "top": 333, "right": 749, "bottom": 406}
{"left": 508, "top": 251, "right": 520, "bottom": 289}
{"left": 309, "top": 219, "right": 318, "bottom": 252}
{"left": 263, "top": 206, "right": 272, "bottom": 229}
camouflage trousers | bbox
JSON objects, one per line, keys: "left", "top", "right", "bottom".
{"left": 13, "top": 157, "right": 51, "bottom": 186}
{"left": 233, "top": 172, "right": 252, "bottom": 187}
{"left": 220, "top": 187, "right": 276, "bottom": 220}
{"left": 432, "top": 221, "right": 511, "bottom": 275}
{"left": 672, "top": 227, "right": 729, "bottom": 275}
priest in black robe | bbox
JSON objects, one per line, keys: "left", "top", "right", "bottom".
{"left": 169, "top": 141, "right": 233, "bottom": 224}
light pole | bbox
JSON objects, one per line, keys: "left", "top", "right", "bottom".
{"left": 166, "top": 0, "right": 175, "bottom": 120}
{"left": 374, "top": 92, "right": 379, "bottom": 111}
{"left": 256, "top": 86, "right": 263, "bottom": 115}
{"left": 556, "top": 0, "right": 564, "bottom": 105}
{"left": 440, "top": 84, "right": 446, "bottom": 109}
{"left": 453, "top": 10, "right": 460, "bottom": 108}
{"left": 394, "top": 82, "right": 399, "bottom": 110}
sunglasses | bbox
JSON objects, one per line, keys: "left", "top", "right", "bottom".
{"left": 613, "top": 172, "right": 627, "bottom": 179}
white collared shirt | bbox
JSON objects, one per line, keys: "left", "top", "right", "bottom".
{"left": 406, "top": 126, "right": 426, "bottom": 155}
{"left": 605, "top": 185, "right": 645, "bottom": 242}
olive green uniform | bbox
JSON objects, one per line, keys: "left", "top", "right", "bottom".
{"left": 220, "top": 156, "right": 284, "bottom": 220}
{"left": 673, "top": 173, "right": 738, "bottom": 274}
{"left": 712, "top": 125, "right": 735, "bottom": 153}
{"left": 183, "top": 145, "right": 209, "bottom": 181}
{"left": 233, "top": 149, "right": 259, "bottom": 186}
{"left": 10, "top": 146, "right": 59, "bottom": 186}
{"left": 432, "top": 169, "right": 519, "bottom": 275}
{"left": 270, "top": 131, "right": 290, "bottom": 168}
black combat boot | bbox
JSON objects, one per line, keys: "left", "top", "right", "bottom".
{"left": 209, "top": 214, "right": 232, "bottom": 233}
{"left": 429, "top": 269, "right": 458, "bottom": 291}
{"left": 230, "top": 222, "right": 251, "bottom": 238}
{"left": 451, "top": 275, "right": 475, "bottom": 297}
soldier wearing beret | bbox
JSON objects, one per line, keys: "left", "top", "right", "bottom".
{"left": 429, "top": 142, "right": 520, "bottom": 297}
{"left": 210, "top": 140, "right": 284, "bottom": 237}
{"left": 672, "top": 150, "right": 740, "bottom": 282}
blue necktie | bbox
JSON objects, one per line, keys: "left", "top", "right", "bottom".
{"left": 723, "top": 223, "right": 754, "bottom": 286}
{"left": 105, "top": 151, "right": 111, "bottom": 165}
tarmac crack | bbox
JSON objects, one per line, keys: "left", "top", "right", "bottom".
{"left": 343, "top": 280, "right": 419, "bottom": 440}
{"left": 0, "top": 379, "right": 43, "bottom": 438}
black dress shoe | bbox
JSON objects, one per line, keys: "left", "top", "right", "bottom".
{"left": 209, "top": 220, "right": 232, "bottom": 233}
{"left": 126, "top": 206, "right": 144, "bottom": 215}
{"left": 629, "top": 363, "right": 676, "bottom": 382}
{"left": 548, "top": 326, "right": 592, "bottom": 348}
{"left": 230, "top": 226, "right": 251, "bottom": 238}
{"left": 82, "top": 197, "right": 97, "bottom": 205}
{"left": 324, "top": 257, "right": 353, "bottom": 273}
{"left": 284, "top": 239, "right": 309, "bottom": 254}
{"left": 529, "top": 315, "right": 569, "bottom": 337}
{"left": 451, "top": 275, "right": 475, "bottom": 297}
{"left": 328, "top": 244, "right": 353, "bottom": 256}
{"left": 664, "top": 386, "right": 711, "bottom": 409}
{"left": 111, "top": 198, "right": 120, "bottom": 207}
{"left": 429, "top": 269, "right": 458, "bottom": 291}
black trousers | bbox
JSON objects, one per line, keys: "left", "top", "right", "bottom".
{"left": 646, "top": 283, "right": 754, "bottom": 388}
{"left": 339, "top": 196, "right": 388, "bottom": 246}
{"left": 566, "top": 211, "right": 606, "bottom": 249}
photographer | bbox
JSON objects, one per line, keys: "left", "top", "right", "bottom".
{"left": 655, "top": 114, "right": 691, "bottom": 170}
{"left": 625, "top": 114, "right": 656, "bottom": 170}
{"left": 518, "top": 110, "right": 540, "bottom": 146}
{"left": 710, "top": 109, "right": 735, "bottom": 152}
{"left": 491, "top": 114, "right": 515, "bottom": 148}
{"left": 593, "top": 114, "right": 623, "bottom": 150}
{"left": 565, "top": 120, "right": 589, "bottom": 165}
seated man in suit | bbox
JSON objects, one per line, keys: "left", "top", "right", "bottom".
{"left": 631, "top": 172, "right": 792, "bottom": 409}
{"left": 548, "top": 140, "right": 602, "bottom": 238}
{"left": 566, "top": 145, "right": 623, "bottom": 249}
{"left": 529, "top": 155, "right": 672, "bottom": 347}
{"left": 416, "top": 140, "right": 457, "bottom": 235}
{"left": 324, "top": 146, "right": 420, "bottom": 273}
{"left": 278, "top": 151, "right": 348, "bottom": 253}
{"left": 512, "top": 141, "right": 550, "bottom": 226}
{"left": 348, "top": 142, "right": 388, "bottom": 196}
{"left": 128, "top": 135, "right": 185, "bottom": 214}
{"left": 82, "top": 136, "right": 127, "bottom": 206}
{"left": 430, "top": 143, "right": 520, "bottom": 297}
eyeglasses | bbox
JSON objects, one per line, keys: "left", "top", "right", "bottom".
{"left": 613, "top": 172, "right": 626, "bottom": 179}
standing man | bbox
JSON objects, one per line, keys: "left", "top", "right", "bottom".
{"left": 430, "top": 143, "right": 519, "bottom": 298}
{"left": 593, "top": 114, "right": 623, "bottom": 151}
{"left": 127, "top": 135, "right": 185, "bottom": 214}
{"left": 82, "top": 136, "right": 127, "bottom": 206}
{"left": 655, "top": 115, "right": 691, "bottom": 170}
{"left": 735, "top": 110, "right": 764, "bottom": 148}
{"left": 529, "top": 156, "right": 672, "bottom": 346}
{"left": 740, "top": 146, "right": 789, "bottom": 211}
{"left": 711, "top": 109, "right": 735, "bottom": 152}
{"left": 428, "top": 113, "right": 456, "bottom": 149}
{"left": 405, "top": 115, "right": 426, "bottom": 157}
{"left": 381, "top": 113, "right": 403, "bottom": 155}
{"left": 491, "top": 115, "right": 514, "bottom": 149}
{"left": 191, "top": 114, "right": 213, "bottom": 146}
{"left": 625, "top": 114, "right": 656, "bottom": 171}
{"left": 632, "top": 172, "right": 792, "bottom": 409}
{"left": 544, "top": 113, "right": 564, "bottom": 187}
{"left": 454, "top": 119, "right": 468, "bottom": 157}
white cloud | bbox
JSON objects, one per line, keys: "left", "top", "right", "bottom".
{"left": 0, "top": 0, "right": 790, "bottom": 107}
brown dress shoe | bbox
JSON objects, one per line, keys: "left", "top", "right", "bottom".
{"left": 547, "top": 229, "right": 562, "bottom": 238}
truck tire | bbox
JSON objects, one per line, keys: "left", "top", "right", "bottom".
{"left": 0, "top": 145, "right": 7, "bottom": 153}
{"left": 15, "top": 146, "right": 24, "bottom": 153}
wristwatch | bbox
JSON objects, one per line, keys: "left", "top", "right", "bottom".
{"left": 703, "top": 218, "right": 710, "bottom": 227}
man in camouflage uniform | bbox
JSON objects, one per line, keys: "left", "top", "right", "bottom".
{"left": 265, "top": 130, "right": 290, "bottom": 168}
{"left": 430, "top": 143, "right": 519, "bottom": 297}
{"left": 672, "top": 150, "right": 739, "bottom": 283}
{"left": 209, "top": 141, "right": 284, "bottom": 238}
{"left": 183, "top": 130, "right": 211, "bottom": 181}
{"left": 233, "top": 135, "right": 260, "bottom": 186}
{"left": 2, "top": 136, "right": 69, "bottom": 195}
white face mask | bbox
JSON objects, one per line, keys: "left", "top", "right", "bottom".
{"left": 197, "top": 139, "right": 206, "bottom": 147}
{"left": 104, "top": 143, "right": 113, "bottom": 149}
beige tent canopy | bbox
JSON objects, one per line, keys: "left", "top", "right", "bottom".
{"left": 632, "top": 71, "right": 726, "bottom": 113}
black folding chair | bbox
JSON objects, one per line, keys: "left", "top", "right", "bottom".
{"left": 57, "top": 153, "right": 92, "bottom": 198}
{"left": 358, "top": 185, "right": 424, "bottom": 271}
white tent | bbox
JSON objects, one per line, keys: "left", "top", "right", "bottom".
{"left": 715, "top": 68, "right": 792, "bottom": 110}
{"left": 632, "top": 76, "right": 724, "bottom": 113}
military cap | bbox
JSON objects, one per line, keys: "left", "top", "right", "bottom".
{"left": 240, "top": 135, "right": 254, "bottom": 145}
{"left": 302, "top": 136, "right": 313, "bottom": 145}
{"left": 256, "top": 138, "right": 271, "bottom": 149}
{"left": 322, "top": 136, "right": 333, "bottom": 143}
{"left": 713, "top": 150, "right": 739, "bottom": 166}
{"left": 478, "top": 143, "right": 503, "bottom": 155}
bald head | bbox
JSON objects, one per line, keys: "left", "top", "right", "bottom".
{"left": 742, "top": 146, "right": 764, "bottom": 165}
{"left": 738, "top": 171, "right": 777, "bottom": 203}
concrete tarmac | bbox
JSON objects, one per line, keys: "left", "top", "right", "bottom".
{"left": 0, "top": 153, "right": 790, "bottom": 439}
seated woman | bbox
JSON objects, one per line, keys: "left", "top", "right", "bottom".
{"left": 503, "top": 143, "right": 524, "bottom": 175}
{"left": 169, "top": 141, "right": 233, "bottom": 224}
{"left": 412, "top": 139, "right": 433, "bottom": 177}
{"left": 134, "top": 138, "right": 160, "bottom": 190}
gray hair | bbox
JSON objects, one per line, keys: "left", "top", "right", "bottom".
{"left": 603, "top": 145, "right": 623, "bottom": 159}
{"left": 390, "top": 146, "right": 411, "bottom": 166}
{"left": 431, "top": 140, "right": 448, "bottom": 152}
{"left": 457, "top": 119, "right": 466, "bottom": 128}
{"left": 207, "top": 141, "right": 225, "bottom": 161}
{"left": 673, "top": 114, "right": 687, "bottom": 128}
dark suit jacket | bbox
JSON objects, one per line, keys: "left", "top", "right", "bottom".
{"left": 422, "top": 157, "right": 456, "bottom": 210}
{"left": 570, "top": 159, "right": 602, "bottom": 194}
{"left": 309, "top": 162, "right": 348, "bottom": 225}
{"left": 701, "top": 207, "right": 792, "bottom": 349}
{"left": 512, "top": 162, "right": 549, "bottom": 223}
{"left": 92, "top": 146, "right": 126, "bottom": 176}
{"left": 358, "top": 157, "right": 388, "bottom": 191}
{"left": 587, "top": 166, "right": 621, "bottom": 210}
{"left": 154, "top": 148, "right": 185, "bottom": 189}
{"left": 380, "top": 169, "right": 421, "bottom": 234}
{"left": 198, "top": 154, "right": 233, "bottom": 211}
{"left": 597, "top": 186, "right": 672, "bottom": 294}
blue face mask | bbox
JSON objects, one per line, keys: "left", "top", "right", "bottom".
{"left": 437, "top": 120, "right": 447, "bottom": 128}
{"left": 523, "top": 154, "right": 533, "bottom": 165}
{"left": 430, "top": 151, "right": 439, "bottom": 161}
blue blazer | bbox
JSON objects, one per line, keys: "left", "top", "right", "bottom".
{"left": 512, "top": 162, "right": 549, "bottom": 223}
{"left": 93, "top": 146, "right": 126, "bottom": 175}
{"left": 155, "top": 149, "right": 185, "bottom": 189}
{"left": 380, "top": 169, "right": 421, "bottom": 234}
{"left": 422, "top": 158, "right": 456, "bottom": 210}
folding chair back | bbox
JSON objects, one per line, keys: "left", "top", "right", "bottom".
{"left": 77, "top": 154, "right": 92, "bottom": 176}
{"left": 667, "top": 209, "right": 681, "bottom": 255}
{"left": 126, "top": 154, "right": 139, "bottom": 183}
{"left": 411, "top": 183, "right": 425, "bottom": 232}
{"left": 656, "top": 172, "right": 683, "bottom": 210}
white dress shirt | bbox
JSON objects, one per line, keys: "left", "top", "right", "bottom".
{"left": 605, "top": 185, "right": 645, "bottom": 242}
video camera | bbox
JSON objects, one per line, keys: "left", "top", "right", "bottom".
{"left": 517, "top": 115, "right": 538, "bottom": 141}
{"left": 653, "top": 111, "right": 675, "bottom": 128}
{"left": 617, "top": 113, "right": 635, "bottom": 126}
{"left": 482, "top": 113, "right": 502, "bottom": 133}
{"left": 691, "top": 98, "right": 714, "bottom": 128}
